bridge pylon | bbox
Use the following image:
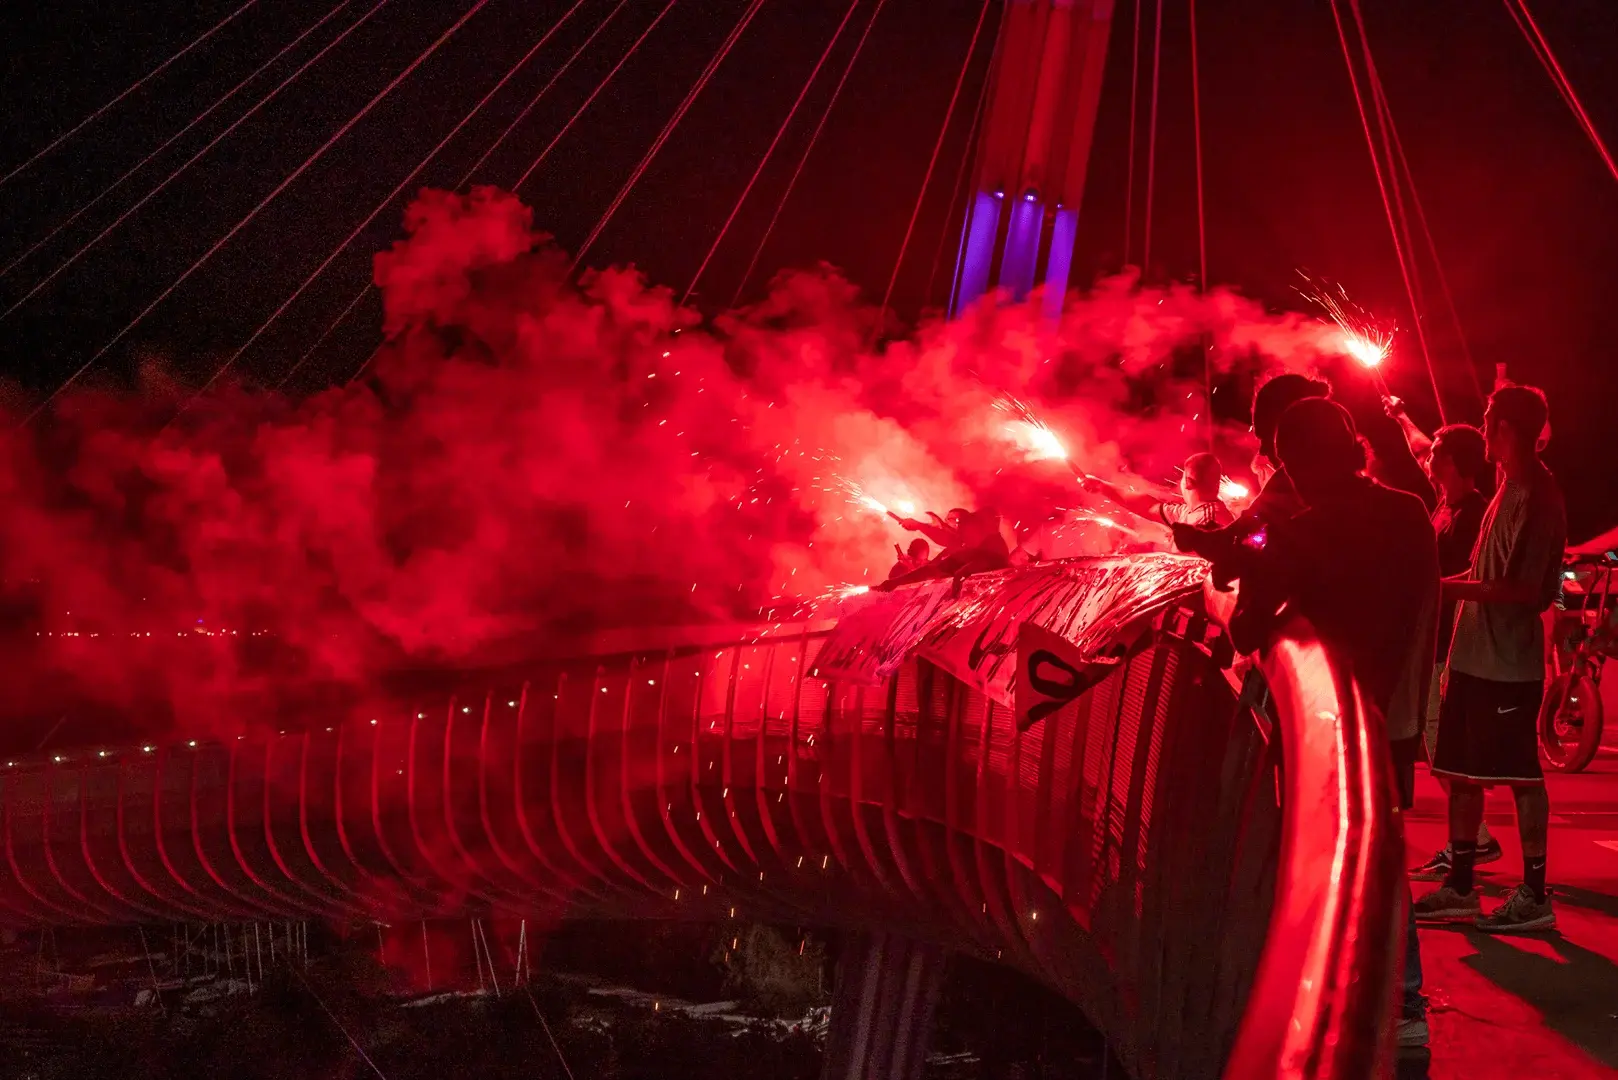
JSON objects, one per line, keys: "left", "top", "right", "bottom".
{"left": 949, "top": 0, "right": 1115, "bottom": 320}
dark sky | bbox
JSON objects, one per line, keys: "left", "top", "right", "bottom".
{"left": 1, "top": 0, "right": 1615, "bottom": 534}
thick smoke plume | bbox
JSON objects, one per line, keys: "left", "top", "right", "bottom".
{"left": 1, "top": 186, "right": 1359, "bottom": 745}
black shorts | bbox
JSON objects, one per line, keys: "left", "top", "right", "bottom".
{"left": 1430, "top": 670, "right": 1545, "bottom": 785}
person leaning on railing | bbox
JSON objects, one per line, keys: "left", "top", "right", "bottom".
{"left": 1180, "top": 397, "right": 1441, "bottom": 1051}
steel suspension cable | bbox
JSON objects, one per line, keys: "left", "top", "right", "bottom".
{"left": 1372, "top": 93, "right": 1484, "bottom": 406}
{"left": 513, "top": 0, "right": 683, "bottom": 194}
{"left": 731, "top": 0, "right": 892, "bottom": 308}
{"left": 922, "top": 22, "right": 995, "bottom": 311}
{"left": 872, "top": 0, "right": 994, "bottom": 323}
{"left": 0, "top": 0, "right": 262, "bottom": 189}
{"left": 284, "top": 0, "right": 630, "bottom": 390}
{"left": 0, "top": 0, "right": 358, "bottom": 284}
{"left": 1122, "top": 0, "right": 1143, "bottom": 265}
{"left": 1189, "top": 0, "right": 1211, "bottom": 445}
{"left": 1326, "top": 0, "right": 1446, "bottom": 423}
{"left": 348, "top": 0, "right": 663, "bottom": 388}
{"left": 572, "top": 0, "right": 769, "bottom": 272}
{"left": 0, "top": 0, "right": 398, "bottom": 330}
{"left": 1348, "top": 1, "right": 1429, "bottom": 342}
{"left": 1503, "top": 0, "right": 1618, "bottom": 185}
{"left": 23, "top": 0, "right": 495, "bottom": 424}
{"left": 683, "top": 0, "right": 863, "bottom": 306}
{"left": 1141, "top": 0, "right": 1165, "bottom": 271}
{"left": 180, "top": 0, "right": 592, "bottom": 412}
{"left": 1353, "top": 1, "right": 1484, "bottom": 406}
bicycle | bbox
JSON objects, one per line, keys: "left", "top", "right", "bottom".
{"left": 1539, "top": 552, "right": 1616, "bottom": 772}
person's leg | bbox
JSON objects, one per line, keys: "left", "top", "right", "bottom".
{"left": 1446, "top": 780, "right": 1486, "bottom": 892}
{"left": 1403, "top": 884, "right": 1426, "bottom": 1021}
{"left": 1511, "top": 783, "right": 1550, "bottom": 901}
{"left": 1475, "top": 680, "right": 1555, "bottom": 932}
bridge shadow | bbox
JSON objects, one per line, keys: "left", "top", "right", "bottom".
{"left": 1440, "top": 922, "right": 1618, "bottom": 1068}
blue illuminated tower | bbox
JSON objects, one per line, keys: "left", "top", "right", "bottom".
{"left": 950, "top": 0, "right": 1116, "bottom": 319}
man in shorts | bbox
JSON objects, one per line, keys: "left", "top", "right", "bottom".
{"left": 1415, "top": 385, "right": 1566, "bottom": 932}
{"left": 1408, "top": 425, "right": 1502, "bottom": 879}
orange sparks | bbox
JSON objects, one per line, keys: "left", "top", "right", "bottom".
{"left": 1218, "top": 476, "right": 1251, "bottom": 502}
{"left": 994, "top": 395, "right": 1069, "bottom": 461}
{"left": 1296, "top": 274, "right": 1393, "bottom": 371}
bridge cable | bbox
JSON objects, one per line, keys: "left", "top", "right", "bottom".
{"left": 513, "top": 0, "right": 683, "bottom": 194}
{"left": 1326, "top": 0, "right": 1446, "bottom": 423}
{"left": 22, "top": 0, "right": 494, "bottom": 425}
{"left": 1502, "top": 0, "right": 1618, "bottom": 186}
{"left": 572, "top": 0, "right": 770, "bottom": 273}
{"left": 286, "top": 0, "right": 631, "bottom": 390}
{"left": 0, "top": 0, "right": 262, "bottom": 189}
{"left": 1122, "top": 0, "right": 1143, "bottom": 266}
{"left": 1351, "top": 0, "right": 1484, "bottom": 407}
{"left": 730, "top": 0, "right": 893, "bottom": 308}
{"left": 922, "top": 22, "right": 996, "bottom": 311}
{"left": 1189, "top": 0, "right": 1212, "bottom": 445}
{"left": 1140, "top": 0, "right": 1165, "bottom": 272}
{"left": 682, "top": 0, "right": 863, "bottom": 306}
{"left": 170, "top": 0, "right": 594, "bottom": 415}
{"left": 872, "top": 0, "right": 995, "bottom": 325}
{"left": 290, "top": 966, "right": 391, "bottom": 1080}
{"left": 0, "top": 0, "right": 359, "bottom": 285}
{"left": 350, "top": 0, "right": 672, "bottom": 388}
{"left": 0, "top": 0, "right": 399, "bottom": 335}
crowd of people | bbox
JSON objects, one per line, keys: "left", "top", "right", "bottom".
{"left": 1162, "top": 372, "right": 1566, "bottom": 1053}
{"left": 874, "top": 365, "right": 1581, "bottom": 1055}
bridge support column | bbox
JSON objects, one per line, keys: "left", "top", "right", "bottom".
{"left": 820, "top": 931, "right": 947, "bottom": 1080}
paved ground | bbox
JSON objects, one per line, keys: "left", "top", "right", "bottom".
{"left": 1403, "top": 708, "right": 1618, "bottom": 1080}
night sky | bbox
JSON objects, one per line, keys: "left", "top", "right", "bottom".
{"left": 1, "top": 0, "right": 1615, "bottom": 535}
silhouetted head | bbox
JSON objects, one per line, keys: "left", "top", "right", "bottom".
{"left": 945, "top": 508, "right": 968, "bottom": 530}
{"left": 1181, "top": 452, "right": 1223, "bottom": 503}
{"left": 1274, "top": 398, "right": 1365, "bottom": 502}
{"left": 1252, "top": 374, "right": 1330, "bottom": 461}
{"left": 906, "top": 538, "right": 930, "bottom": 560}
{"left": 1483, "top": 384, "right": 1549, "bottom": 468}
{"left": 1428, "top": 424, "right": 1487, "bottom": 499}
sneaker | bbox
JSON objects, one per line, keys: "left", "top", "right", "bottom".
{"left": 1407, "top": 838, "right": 1503, "bottom": 882}
{"left": 1413, "top": 884, "right": 1482, "bottom": 921}
{"left": 1409, "top": 846, "right": 1451, "bottom": 882}
{"left": 1396, "top": 1016, "right": 1429, "bottom": 1049}
{"left": 1476, "top": 884, "right": 1556, "bottom": 934}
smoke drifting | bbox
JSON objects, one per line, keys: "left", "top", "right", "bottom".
{"left": 1, "top": 186, "right": 1357, "bottom": 744}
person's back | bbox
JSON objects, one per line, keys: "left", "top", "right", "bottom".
{"left": 1280, "top": 476, "right": 1438, "bottom": 725}
{"left": 1227, "top": 401, "right": 1438, "bottom": 725}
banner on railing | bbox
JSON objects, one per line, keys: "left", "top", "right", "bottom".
{"left": 811, "top": 555, "right": 1207, "bottom": 707}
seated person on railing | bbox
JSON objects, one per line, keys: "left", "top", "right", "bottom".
{"left": 1184, "top": 397, "right": 1440, "bottom": 1050}
{"left": 888, "top": 538, "right": 932, "bottom": 580}
{"left": 1078, "top": 452, "right": 1235, "bottom": 544}
{"left": 884, "top": 508, "right": 1011, "bottom": 588}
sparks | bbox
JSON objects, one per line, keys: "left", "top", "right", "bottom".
{"left": 993, "top": 395, "right": 1069, "bottom": 461}
{"left": 1219, "top": 476, "right": 1251, "bottom": 502}
{"left": 1296, "top": 274, "right": 1393, "bottom": 371}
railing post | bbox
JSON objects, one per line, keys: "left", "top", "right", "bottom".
{"left": 821, "top": 931, "right": 947, "bottom": 1080}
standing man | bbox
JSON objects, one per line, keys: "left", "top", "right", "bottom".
{"left": 1409, "top": 425, "right": 1503, "bottom": 879}
{"left": 1415, "top": 385, "right": 1566, "bottom": 932}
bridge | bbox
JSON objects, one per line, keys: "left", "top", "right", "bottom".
{"left": 0, "top": 558, "right": 1405, "bottom": 1080}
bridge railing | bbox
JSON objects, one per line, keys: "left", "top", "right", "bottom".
{"left": 1221, "top": 609, "right": 1405, "bottom": 1080}
{"left": 0, "top": 563, "right": 1404, "bottom": 1080}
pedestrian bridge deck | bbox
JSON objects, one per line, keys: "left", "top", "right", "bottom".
{"left": 0, "top": 557, "right": 1408, "bottom": 1080}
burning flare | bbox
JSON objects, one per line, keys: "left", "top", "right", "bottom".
{"left": 993, "top": 395, "right": 1069, "bottom": 461}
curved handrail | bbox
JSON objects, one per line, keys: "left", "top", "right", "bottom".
{"left": 1222, "top": 610, "right": 1404, "bottom": 1080}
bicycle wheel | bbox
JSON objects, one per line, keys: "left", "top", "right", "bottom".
{"left": 1538, "top": 670, "right": 1603, "bottom": 773}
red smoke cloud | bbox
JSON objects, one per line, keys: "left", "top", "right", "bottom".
{"left": 0, "top": 186, "right": 1355, "bottom": 745}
